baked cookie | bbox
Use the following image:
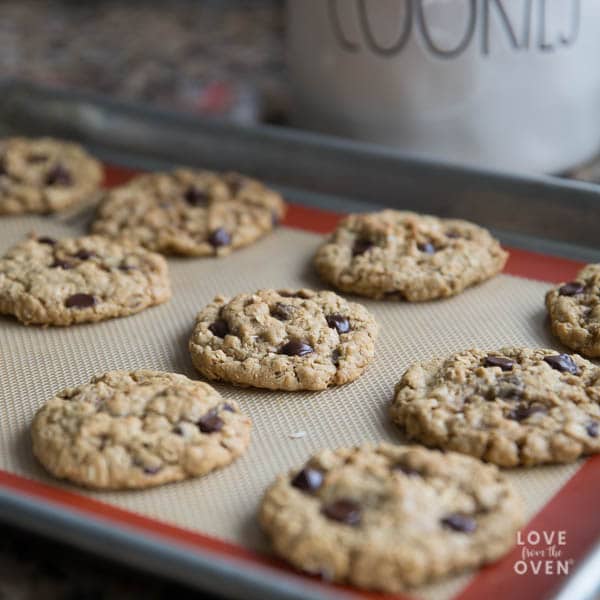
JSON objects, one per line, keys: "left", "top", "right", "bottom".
{"left": 32, "top": 370, "right": 252, "bottom": 490}
{"left": 189, "top": 288, "right": 377, "bottom": 391}
{"left": 390, "top": 348, "right": 600, "bottom": 467}
{"left": 0, "top": 137, "right": 103, "bottom": 215}
{"left": 546, "top": 264, "right": 600, "bottom": 357}
{"left": 314, "top": 210, "right": 508, "bottom": 301}
{"left": 259, "top": 443, "right": 523, "bottom": 592}
{"left": 91, "top": 169, "right": 286, "bottom": 256}
{"left": 0, "top": 234, "right": 170, "bottom": 326}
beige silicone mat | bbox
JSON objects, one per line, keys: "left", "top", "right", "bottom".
{"left": 0, "top": 213, "right": 583, "bottom": 600}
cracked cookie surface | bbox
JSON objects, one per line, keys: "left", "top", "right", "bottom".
{"left": 314, "top": 210, "right": 508, "bottom": 301}
{"left": 0, "top": 234, "right": 170, "bottom": 325}
{"left": 390, "top": 348, "right": 600, "bottom": 467}
{"left": 0, "top": 137, "right": 103, "bottom": 215}
{"left": 189, "top": 289, "right": 377, "bottom": 391}
{"left": 546, "top": 263, "right": 600, "bottom": 357}
{"left": 259, "top": 443, "right": 523, "bottom": 592}
{"left": 92, "top": 169, "right": 286, "bottom": 256}
{"left": 32, "top": 370, "right": 252, "bottom": 490}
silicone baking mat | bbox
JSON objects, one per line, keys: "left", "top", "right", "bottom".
{"left": 0, "top": 165, "right": 598, "bottom": 600}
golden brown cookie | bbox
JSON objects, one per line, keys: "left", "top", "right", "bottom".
{"left": 0, "top": 234, "right": 170, "bottom": 325}
{"left": 314, "top": 210, "right": 507, "bottom": 300}
{"left": 546, "top": 264, "right": 600, "bottom": 357}
{"left": 0, "top": 137, "right": 102, "bottom": 215}
{"left": 260, "top": 444, "right": 524, "bottom": 592}
{"left": 32, "top": 370, "right": 252, "bottom": 489}
{"left": 390, "top": 347, "right": 600, "bottom": 467}
{"left": 92, "top": 169, "right": 285, "bottom": 256}
{"left": 189, "top": 289, "right": 377, "bottom": 391}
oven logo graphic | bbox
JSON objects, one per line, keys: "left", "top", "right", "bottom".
{"left": 514, "top": 530, "right": 575, "bottom": 576}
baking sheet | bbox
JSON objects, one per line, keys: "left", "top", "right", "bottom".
{"left": 0, "top": 199, "right": 596, "bottom": 599}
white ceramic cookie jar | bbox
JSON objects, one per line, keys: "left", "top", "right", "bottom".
{"left": 287, "top": 0, "right": 600, "bottom": 173}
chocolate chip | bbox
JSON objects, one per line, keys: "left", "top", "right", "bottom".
{"left": 418, "top": 242, "right": 436, "bottom": 254}
{"left": 291, "top": 468, "right": 324, "bottom": 493}
{"left": 119, "top": 263, "right": 135, "bottom": 271}
{"left": 27, "top": 153, "right": 48, "bottom": 163}
{"left": 184, "top": 185, "right": 209, "bottom": 206}
{"left": 73, "top": 249, "right": 94, "bottom": 260}
{"left": 271, "top": 303, "right": 294, "bottom": 321}
{"left": 37, "top": 237, "right": 56, "bottom": 245}
{"left": 483, "top": 356, "right": 515, "bottom": 371}
{"left": 507, "top": 403, "right": 547, "bottom": 421}
{"left": 383, "top": 289, "right": 407, "bottom": 300}
{"left": 326, "top": 314, "right": 350, "bottom": 334}
{"left": 172, "top": 425, "right": 184, "bottom": 435}
{"left": 543, "top": 354, "right": 579, "bottom": 375}
{"left": 280, "top": 340, "right": 313, "bottom": 356}
{"left": 222, "top": 403, "right": 236, "bottom": 413}
{"left": 352, "top": 238, "right": 374, "bottom": 256}
{"left": 65, "top": 293, "right": 96, "bottom": 308}
{"left": 446, "top": 231, "right": 461, "bottom": 239}
{"left": 306, "top": 568, "right": 334, "bottom": 582}
{"left": 332, "top": 348, "right": 341, "bottom": 365}
{"left": 279, "top": 290, "right": 310, "bottom": 299}
{"left": 393, "top": 464, "right": 420, "bottom": 476}
{"left": 197, "top": 412, "right": 224, "bottom": 434}
{"left": 143, "top": 465, "right": 161, "bottom": 475}
{"left": 226, "top": 175, "right": 244, "bottom": 195}
{"left": 208, "top": 227, "right": 231, "bottom": 247}
{"left": 587, "top": 421, "right": 599, "bottom": 438}
{"left": 321, "top": 499, "right": 361, "bottom": 525}
{"left": 209, "top": 319, "right": 229, "bottom": 338}
{"left": 559, "top": 282, "right": 585, "bottom": 296}
{"left": 441, "top": 514, "right": 477, "bottom": 533}
{"left": 45, "top": 165, "right": 72, "bottom": 186}
{"left": 51, "top": 259, "right": 75, "bottom": 270}
{"left": 491, "top": 374, "right": 523, "bottom": 401}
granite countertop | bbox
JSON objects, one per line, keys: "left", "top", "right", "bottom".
{"left": 0, "top": 0, "right": 287, "bottom": 124}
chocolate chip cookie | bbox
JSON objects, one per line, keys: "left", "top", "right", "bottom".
{"left": 259, "top": 443, "right": 523, "bottom": 592}
{"left": 390, "top": 347, "right": 600, "bottom": 467}
{"left": 189, "top": 289, "right": 377, "bottom": 391}
{"left": 0, "top": 234, "right": 170, "bottom": 325}
{"left": 91, "top": 169, "right": 286, "bottom": 256}
{"left": 0, "top": 137, "right": 103, "bottom": 215}
{"left": 546, "top": 264, "right": 600, "bottom": 357}
{"left": 314, "top": 210, "right": 508, "bottom": 301}
{"left": 32, "top": 370, "right": 252, "bottom": 490}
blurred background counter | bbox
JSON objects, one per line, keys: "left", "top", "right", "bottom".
{"left": 2, "top": 0, "right": 599, "bottom": 180}
{"left": 0, "top": 0, "right": 287, "bottom": 124}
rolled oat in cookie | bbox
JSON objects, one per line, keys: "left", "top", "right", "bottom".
{"left": 546, "top": 263, "right": 600, "bottom": 357}
{"left": 0, "top": 234, "right": 170, "bottom": 325}
{"left": 390, "top": 347, "right": 600, "bottom": 467}
{"left": 189, "top": 288, "right": 378, "bottom": 391}
{"left": 31, "top": 370, "right": 252, "bottom": 490}
{"left": 259, "top": 443, "right": 524, "bottom": 592}
{"left": 0, "top": 137, "right": 102, "bottom": 215}
{"left": 314, "top": 210, "right": 507, "bottom": 301}
{"left": 92, "top": 169, "right": 285, "bottom": 256}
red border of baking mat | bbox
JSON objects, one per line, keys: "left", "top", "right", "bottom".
{"left": 0, "top": 163, "right": 597, "bottom": 600}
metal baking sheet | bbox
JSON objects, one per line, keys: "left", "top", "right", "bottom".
{"left": 0, "top": 81, "right": 599, "bottom": 600}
